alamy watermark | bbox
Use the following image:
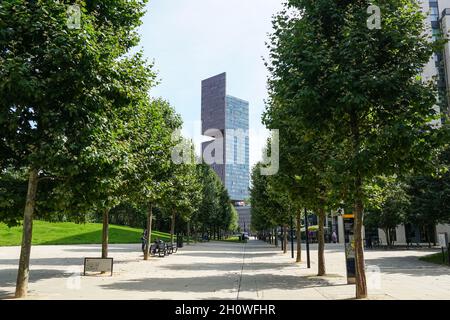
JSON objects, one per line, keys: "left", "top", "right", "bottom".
{"left": 367, "top": 5, "right": 381, "bottom": 30}
{"left": 366, "top": 265, "right": 382, "bottom": 290}
{"left": 66, "top": 4, "right": 81, "bottom": 29}
{"left": 65, "top": 266, "right": 82, "bottom": 290}
{"left": 171, "top": 127, "right": 279, "bottom": 176}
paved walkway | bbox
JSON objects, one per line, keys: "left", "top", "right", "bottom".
{"left": 0, "top": 240, "right": 449, "bottom": 299}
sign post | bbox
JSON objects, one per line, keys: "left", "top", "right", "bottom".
{"left": 83, "top": 258, "right": 113, "bottom": 276}
{"left": 290, "top": 216, "right": 294, "bottom": 259}
{"left": 343, "top": 213, "right": 356, "bottom": 284}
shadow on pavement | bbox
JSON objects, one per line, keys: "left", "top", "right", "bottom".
{"left": 99, "top": 273, "right": 343, "bottom": 293}
{"left": 365, "top": 255, "right": 450, "bottom": 277}
{"left": 160, "top": 262, "right": 295, "bottom": 272}
{"left": 0, "top": 290, "right": 13, "bottom": 300}
{"left": 179, "top": 252, "right": 275, "bottom": 259}
{"left": 0, "top": 268, "right": 69, "bottom": 290}
{"left": 63, "top": 247, "right": 140, "bottom": 253}
{"left": 0, "top": 257, "right": 86, "bottom": 266}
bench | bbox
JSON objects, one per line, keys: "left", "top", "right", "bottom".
{"left": 166, "top": 242, "right": 178, "bottom": 254}
{"left": 150, "top": 243, "right": 167, "bottom": 257}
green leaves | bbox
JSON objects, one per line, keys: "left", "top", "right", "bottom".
{"left": 364, "top": 175, "right": 410, "bottom": 233}
{"left": 263, "top": 0, "right": 447, "bottom": 209}
{"left": 0, "top": 0, "right": 161, "bottom": 221}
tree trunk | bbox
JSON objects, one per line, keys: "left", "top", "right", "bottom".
{"left": 318, "top": 207, "right": 326, "bottom": 276}
{"left": 351, "top": 112, "right": 367, "bottom": 299}
{"left": 354, "top": 195, "right": 367, "bottom": 299}
{"left": 296, "top": 211, "right": 302, "bottom": 263}
{"left": 15, "top": 168, "right": 39, "bottom": 298}
{"left": 283, "top": 224, "right": 288, "bottom": 254}
{"left": 384, "top": 228, "right": 391, "bottom": 247}
{"left": 170, "top": 210, "right": 176, "bottom": 243}
{"left": 280, "top": 226, "right": 284, "bottom": 251}
{"left": 144, "top": 203, "right": 153, "bottom": 260}
{"left": 274, "top": 228, "right": 278, "bottom": 247}
{"left": 427, "top": 225, "right": 432, "bottom": 248}
{"left": 102, "top": 208, "right": 110, "bottom": 259}
{"left": 187, "top": 220, "right": 191, "bottom": 245}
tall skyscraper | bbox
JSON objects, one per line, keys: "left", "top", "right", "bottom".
{"left": 201, "top": 73, "right": 250, "bottom": 202}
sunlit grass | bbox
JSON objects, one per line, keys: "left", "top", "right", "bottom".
{"left": 419, "top": 251, "right": 450, "bottom": 267}
{"left": 0, "top": 220, "right": 171, "bottom": 246}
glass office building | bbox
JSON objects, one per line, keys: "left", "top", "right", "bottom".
{"left": 201, "top": 73, "right": 250, "bottom": 201}
{"left": 225, "top": 95, "right": 249, "bottom": 201}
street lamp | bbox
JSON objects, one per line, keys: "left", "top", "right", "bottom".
{"left": 290, "top": 216, "right": 294, "bottom": 259}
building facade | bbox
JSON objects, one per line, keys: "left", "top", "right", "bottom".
{"left": 392, "top": 0, "right": 450, "bottom": 244}
{"left": 201, "top": 72, "right": 250, "bottom": 202}
{"left": 236, "top": 205, "right": 251, "bottom": 233}
{"left": 421, "top": 0, "right": 450, "bottom": 121}
{"left": 373, "top": 1, "right": 450, "bottom": 244}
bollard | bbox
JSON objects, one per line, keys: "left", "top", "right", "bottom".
{"left": 443, "top": 247, "right": 446, "bottom": 263}
{"left": 448, "top": 244, "right": 450, "bottom": 266}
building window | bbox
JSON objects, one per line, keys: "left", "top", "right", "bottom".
{"left": 430, "top": 6, "right": 439, "bottom": 21}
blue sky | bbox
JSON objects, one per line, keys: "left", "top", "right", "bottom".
{"left": 138, "top": 0, "right": 284, "bottom": 168}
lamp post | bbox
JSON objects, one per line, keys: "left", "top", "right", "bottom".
{"left": 305, "top": 208, "right": 311, "bottom": 269}
{"left": 290, "top": 216, "right": 294, "bottom": 259}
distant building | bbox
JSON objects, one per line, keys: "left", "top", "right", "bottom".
{"left": 201, "top": 72, "right": 250, "bottom": 202}
{"left": 235, "top": 205, "right": 251, "bottom": 233}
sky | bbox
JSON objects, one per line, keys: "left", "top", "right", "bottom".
{"left": 138, "top": 0, "right": 284, "bottom": 168}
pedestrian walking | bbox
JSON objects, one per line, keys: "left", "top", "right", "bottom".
{"left": 331, "top": 231, "right": 337, "bottom": 244}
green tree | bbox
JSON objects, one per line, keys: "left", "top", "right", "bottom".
{"left": 124, "top": 98, "right": 182, "bottom": 260}
{"left": 250, "top": 163, "right": 275, "bottom": 239}
{"left": 162, "top": 138, "right": 202, "bottom": 244}
{"left": 365, "top": 176, "right": 410, "bottom": 246}
{"left": 259, "top": 126, "right": 334, "bottom": 274}
{"left": 192, "top": 163, "right": 235, "bottom": 240}
{"left": 0, "top": 0, "right": 149, "bottom": 297}
{"left": 405, "top": 145, "right": 450, "bottom": 245}
{"left": 250, "top": 162, "right": 291, "bottom": 249}
{"left": 265, "top": 0, "right": 444, "bottom": 298}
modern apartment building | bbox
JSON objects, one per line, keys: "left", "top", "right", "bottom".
{"left": 310, "top": 2, "right": 450, "bottom": 245}
{"left": 422, "top": 0, "right": 450, "bottom": 121}
{"left": 201, "top": 73, "right": 250, "bottom": 202}
{"left": 375, "top": 0, "right": 450, "bottom": 245}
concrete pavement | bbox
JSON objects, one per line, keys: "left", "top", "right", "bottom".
{"left": 0, "top": 239, "right": 449, "bottom": 300}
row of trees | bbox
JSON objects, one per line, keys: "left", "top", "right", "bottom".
{"left": 251, "top": 0, "right": 450, "bottom": 299}
{"left": 0, "top": 0, "right": 237, "bottom": 298}
{"left": 365, "top": 147, "right": 450, "bottom": 246}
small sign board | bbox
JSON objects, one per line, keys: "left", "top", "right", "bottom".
{"left": 343, "top": 214, "right": 356, "bottom": 285}
{"left": 83, "top": 258, "right": 113, "bottom": 276}
{"left": 438, "top": 233, "right": 448, "bottom": 248}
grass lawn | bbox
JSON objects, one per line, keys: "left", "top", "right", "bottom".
{"left": 419, "top": 251, "right": 450, "bottom": 266}
{"left": 0, "top": 220, "right": 172, "bottom": 246}
{"left": 215, "top": 236, "right": 246, "bottom": 243}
